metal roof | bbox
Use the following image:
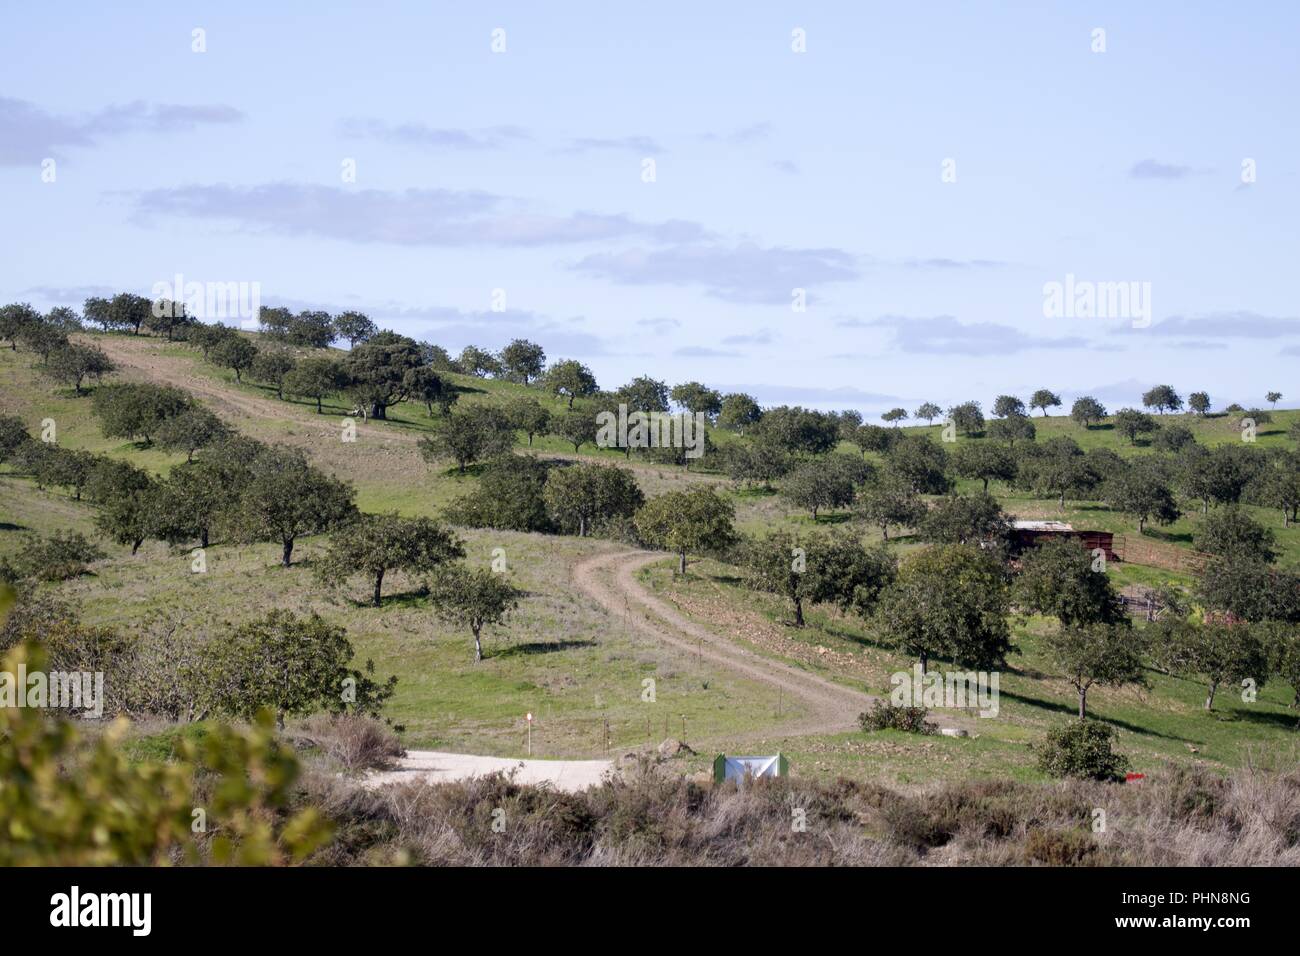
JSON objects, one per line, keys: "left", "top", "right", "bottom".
{"left": 1010, "top": 520, "right": 1075, "bottom": 532}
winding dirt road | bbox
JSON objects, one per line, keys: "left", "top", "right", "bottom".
{"left": 573, "top": 550, "right": 971, "bottom": 738}
{"left": 574, "top": 550, "right": 880, "bottom": 734}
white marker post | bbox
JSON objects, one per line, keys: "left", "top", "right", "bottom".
{"left": 525, "top": 712, "right": 533, "bottom": 756}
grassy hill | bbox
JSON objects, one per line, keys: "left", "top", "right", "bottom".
{"left": 2, "top": 330, "right": 1298, "bottom": 786}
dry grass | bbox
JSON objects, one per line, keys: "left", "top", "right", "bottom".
{"left": 290, "top": 715, "right": 406, "bottom": 773}
{"left": 299, "top": 761, "right": 1300, "bottom": 866}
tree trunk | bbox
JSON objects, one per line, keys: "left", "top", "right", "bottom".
{"left": 200, "top": 528, "right": 209, "bottom": 549}
{"left": 371, "top": 403, "right": 386, "bottom": 420}
{"left": 982, "top": 477, "right": 990, "bottom": 492}
{"left": 473, "top": 624, "right": 483, "bottom": 663}
{"left": 1078, "top": 686, "right": 1088, "bottom": 719}
{"left": 678, "top": 550, "right": 687, "bottom": 575}
{"left": 373, "top": 569, "right": 384, "bottom": 607}
{"left": 1138, "top": 516, "right": 1146, "bottom": 534}
{"left": 919, "top": 650, "right": 928, "bottom": 674}
{"left": 578, "top": 515, "right": 587, "bottom": 537}
{"left": 793, "top": 596, "right": 804, "bottom": 627}
{"left": 131, "top": 538, "right": 143, "bottom": 555}
{"left": 234, "top": 369, "right": 241, "bottom": 382}
{"left": 881, "top": 525, "right": 889, "bottom": 541}
{"left": 1204, "top": 679, "right": 1218, "bottom": 711}
{"left": 282, "top": 538, "right": 294, "bottom": 567}
{"left": 316, "top": 397, "right": 323, "bottom": 413}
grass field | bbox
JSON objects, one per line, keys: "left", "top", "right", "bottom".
{"left": 2, "top": 331, "right": 1298, "bottom": 787}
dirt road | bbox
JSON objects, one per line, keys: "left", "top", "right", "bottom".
{"left": 365, "top": 751, "right": 614, "bottom": 792}
{"left": 573, "top": 550, "right": 883, "bottom": 734}
{"left": 89, "top": 335, "right": 732, "bottom": 485}
{"left": 573, "top": 550, "right": 972, "bottom": 738}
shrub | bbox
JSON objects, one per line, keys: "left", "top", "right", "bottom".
{"left": 1036, "top": 720, "right": 1129, "bottom": 781}
{"left": 295, "top": 714, "right": 405, "bottom": 772}
{"left": 444, "top": 455, "right": 556, "bottom": 532}
{"left": 858, "top": 700, "right": 936, "bottom": 735}
{"left": 0, "top": 643, "right": 331, "bottom": 866}
{"left": 197, "top": 610, "right": 396, "bottom": 727}
{"left": 0, "top": 531, "right": 106, "bottom": 583}
{"left": 1022, "top": 828, "right": 1097, "bottom": 865}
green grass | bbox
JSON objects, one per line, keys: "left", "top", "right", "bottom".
{"left": 638, "top": 556, "right": 1300, "bottom": 778}
{"left": 3, "top": 333, "right": 1298, "bottom": 786}
{"left": 3, "top": 475, "right": 799, "bottom": 757}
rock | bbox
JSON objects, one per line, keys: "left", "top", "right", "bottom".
{"left": 657, "top": 738, "right": 696, "bottom": 757}
{"left": 939, "top": 727, "right": 968, "bottom": 738}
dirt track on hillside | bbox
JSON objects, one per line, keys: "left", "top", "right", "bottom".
{"left": 573, "top": 550, "right": 892, "bottom": 735}
{"left": 90, "top": 335, "right": 406, "bottom": 444}
{"left": 87, "top": 336, "right": 730, "bottom": 481}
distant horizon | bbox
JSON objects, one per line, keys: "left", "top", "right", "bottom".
{"left": 44, "top": 307, "right": 1292, "bottom": 420}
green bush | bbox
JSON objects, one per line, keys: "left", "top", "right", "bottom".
{"left": 0, "top": 642, "right": 332, "bottom": 865}
{"left": 858, "top": 700, "right": 936, "bottom": 735}
{"left": 1022, "top": 828, "right": 1098, "bottom": 865}
{"left": 1036, "top": 720, "right": 1129, "bottom": 781}
{"left": 0, "top": 531, "right": 106, "bottom": 583}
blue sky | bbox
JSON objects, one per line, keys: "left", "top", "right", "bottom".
{"left": 2, "top": 1, "right": 1297, "bottom": 415}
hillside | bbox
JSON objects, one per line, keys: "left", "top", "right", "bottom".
{"left": 2, "top": 329, "right": 1299, "bottom": 787}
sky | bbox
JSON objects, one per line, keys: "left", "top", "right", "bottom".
{"left": 2, "top": 1, "right": 1297, "bottom": 416}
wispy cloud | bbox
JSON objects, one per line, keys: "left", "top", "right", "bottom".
{"left": 717, "top": 382, "right": 902, "bottom": 408}
{"left": 1129, "top": 158, "right": 1194, "bottom": 180}
{"left": 902, "top": 257, "right": 1007, "bottom": 270}
{"left": 18, "top": 283, "right": 117, "bottom": 305}
{"left": 863, "top": 314, "right": 1089, "bottom": 356}
{"left": 339, "top": 118, "right": 529, "bottom": 150}
{"left": 636, "top": 317, "right": 681, "bottom": 333}
{"left": 673, "top": 345, "right": 740, "bottom": 358}
{"left": 1123, "top": 311, "right": 1300, "bottom": 339}
{"left": 0, "top": 97, "right": 244, "bottom": 165}
{"left": 771, "top": 160, "right": 800, "bottom": 175}
{"left": 572, "top": 242, "right": 859, "bottom": 304}
{"left": 721, "top": 329, "right": 775, "bottom": 346}
{"left": 562, "top": 135, "right": 664, "bottom": 155}
{"left": 131, "top": 182, "right": 710, "bottom": 247}
{"left": 703, "top": 122, "right": 773, "bottom": 145}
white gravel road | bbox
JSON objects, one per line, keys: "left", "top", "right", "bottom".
{"left": 365, "top": 751, "right": 616, "bottom": 793}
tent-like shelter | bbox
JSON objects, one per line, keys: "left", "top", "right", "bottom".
{"left": 712, "top": 754, "right": 789, "bottom": 784}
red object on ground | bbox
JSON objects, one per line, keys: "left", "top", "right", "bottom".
{"left": 1125, "top": 773, "right": 1145, "bottom": 783}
